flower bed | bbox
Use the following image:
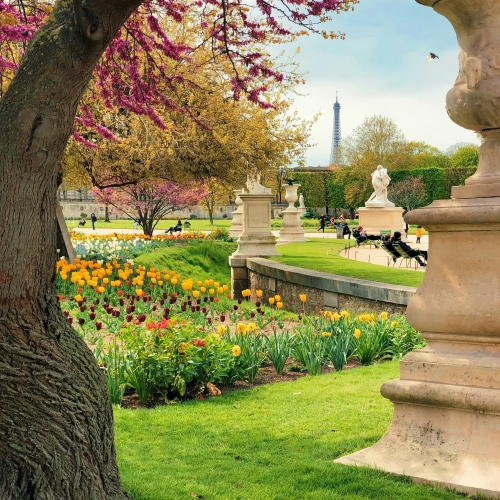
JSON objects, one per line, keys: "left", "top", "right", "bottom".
{"left": 57, "top": 256, "right": 425, "bottom": 406}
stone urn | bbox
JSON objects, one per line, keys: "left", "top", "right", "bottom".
{"left": 335, "top": 2, "right": 500, "bottom": 498}
{"left": 419, "top": 0, "right": 500, "bottom": 196}
{"left": 228, "top": 189, "right": 244, "bottom": 238}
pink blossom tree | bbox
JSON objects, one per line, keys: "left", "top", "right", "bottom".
{"left": 93, "top": 181, "right": 207, "bottom": 236}
{"left": 0, "top": 1, "right": 356, "bottom": 497}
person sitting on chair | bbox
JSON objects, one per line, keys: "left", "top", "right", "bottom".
{"left": 391, "top": 231, "right": 427, "bottom": 267}
{"left": 78, "top": 218, "right": 86, "bottom": 227}
{"left": 352, "top": 226, "right": 381, "bottom": 244}
{"left": 165, "top": 219, "right": 183, "bottom": 234}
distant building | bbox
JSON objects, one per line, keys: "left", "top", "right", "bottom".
{"left": 329, "top": 92, "right": 341, "bottom": 165}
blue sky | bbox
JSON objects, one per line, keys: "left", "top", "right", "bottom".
{"left": 281, "top": 0, "right": 479, "bottom": 166}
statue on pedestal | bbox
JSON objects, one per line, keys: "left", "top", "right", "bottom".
{"left": 246, "top": 168, "right": 271, "bottom": 194}
{"left": 365, "top": 165, "right": 395, "bottom": 207}
{"left": 299, "top": 193, "right": 305, "bottom": 208}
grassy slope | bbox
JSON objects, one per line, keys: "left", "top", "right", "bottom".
{"left": 272, "top": 240, "right": 424, "bottom": 288}
{"left": 115, "top": 362, "right": 464, "bottom": 500}
{"left": 134, "top": 240, "right": 237, "bottom": 285}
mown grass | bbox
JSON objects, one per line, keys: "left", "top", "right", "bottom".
{"left": 115, "top": 361, "right": 467, "bottom": 500}
{"left": 134, "top": 239, "right": 423, "bottom": 288}
{"left": 134, "top": 240, "right": 237, "bottom": 285}
{"left": 272, "top": 240, "right": 424, "bottom": 288}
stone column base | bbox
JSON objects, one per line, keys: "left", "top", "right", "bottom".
{"left": 335, "top": 388, "right": 500, "bottom": 499}
{"left": 357, "top": 206, "right": 403, "bottom": 235}
{"left": 229, "top": 256, "right": 248, "bottom": 299}
{"left": 277, "top": 210, "right": 306, "bottom": 245}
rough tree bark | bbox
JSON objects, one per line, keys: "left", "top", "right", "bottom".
{"left": 0, "top": 1, "right": 143, "bottom": 498}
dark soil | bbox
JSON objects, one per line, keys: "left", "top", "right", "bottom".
{"left": 120, "top": 357, "right": 363, "bottom": 410}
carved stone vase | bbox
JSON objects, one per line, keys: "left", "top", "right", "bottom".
{"left": 228, "top": 189, "right": 244, "bottom": 239}
{"left": 335, "top": 1, "right": 500, "bottom": 498}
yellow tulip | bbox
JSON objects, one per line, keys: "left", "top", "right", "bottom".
{"left": 200, "top": 286, "right": 206, "bottom": 293}
{"left": 171, "top": 278, "right": 178, "bottom": 285}
{"left": 75, "top": 294, "right": 83, "bottom": 302}
{"left": 218, "top": 287, "right": 224, "bottom": 294}
{"left": 354, "top": 328, "right": 361, "bottom": 339}
{"left": 299, "top": 294, "right": 307, "bottom": 303}
{"left": 268, "top": 297, "right": 275, "bottom": 305}
{"left": 97, "top": 286, "right": 105, "bottom": 294}
{"left": 256, "top": 289, "right": 263, "bottom": 298}
{"left": 136, "top": 289, "right": 144, "bottom": 297}
{"left": 223, "top": 284, "right": 229, "bottom": 292}
{"left": 197, "top": 280, "right": 203, "bottom": 287}
{"left": 158, "top": 280, "right": 164, "bottom": 286}
{"left": 102, "top": 278, "right": 109, "bottom": 284}
{"left": 209, "top": 288, "right": 215, "bottom": 295}
{"left": 192, "top": 290, "right": 200, "bottom": 298}
{"left": 274, "top": 295, "right": 281, "bottom": 302}
{"left": 276, "top": 301, "right": 283, "bottom": 309}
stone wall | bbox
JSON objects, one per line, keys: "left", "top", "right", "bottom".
{"left": 244, "top": 258, "right": 415, "bottom": 315}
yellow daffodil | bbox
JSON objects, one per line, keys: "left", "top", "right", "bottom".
{"left": 354, "top": 328, "right": 361, "bottom": 339}
{"left": 232, "top": 345, "right": 242, "bottom": 357}
{"left": 380, "top": 312, "right": 388, "bottom": 320}
{"left": 237, "top": 323, "right": 247, "bottom": 335}
{"left": 321, "top": 331, "right": 332, "bottom": 337}
{"left": 217, "top": 325, "right": 226, "bottom": 335}
{"left": 340, "top": 310, "right": 349, "bottom": 319}
{"left": 332, "top": 312, "right": 341, "bottom": 321}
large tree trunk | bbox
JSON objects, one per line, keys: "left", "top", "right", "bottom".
{"left": 0, "top": 1, "right": 142, "bottom": 498}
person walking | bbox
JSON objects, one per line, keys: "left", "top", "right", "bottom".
{"left": 415, "top": 225, "right": 423, "bottom": 244}
{"left": 317, "top": 213, "right": 327, "bottom": 232}
{"left": 90, "top": 212, "right": 97, "bottom": 231}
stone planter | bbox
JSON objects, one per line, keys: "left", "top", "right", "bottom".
{"left": 277, "top": 184, "right": 306, "bottom": 245}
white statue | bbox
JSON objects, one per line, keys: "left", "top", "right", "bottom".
{"left": 366, "top": 165, "right": 395, "bottom": 207}
{"left": 299, "top": 193, "right": 305, "bottom": 208}
{"left": 246, "top": 168, "right": 271, "bottom": 194}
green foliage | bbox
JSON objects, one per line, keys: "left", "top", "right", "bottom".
{"left": 450, "top": 145, "right": 479, "bottom": 168}
{"left": 265, "top": 329, "right": 294, "bottom": 375}
{"left": 205, "top": 227, "right": 234, "bottom": 242}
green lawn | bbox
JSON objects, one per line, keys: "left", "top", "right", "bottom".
{"left": 115, "top": 361, "right": 466, "bottom": 500}
{"left": 67, "top": 218, "right": 234, "bottom": 231}
{"left": 272, "top": 240, "right": 423, "bottom": 288}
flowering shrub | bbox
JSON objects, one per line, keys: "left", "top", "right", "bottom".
{"left": 56, "top": 254, "right": 425, "bottom": 404}
{"left": 69, "top": 233, "right": 207, "bottom": 260}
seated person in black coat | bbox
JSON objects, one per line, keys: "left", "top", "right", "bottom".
{"left": 352, "top": 226, "right": 381, "bottom": 243}
{"left": 391, "top": 231, "right": 427, "bottom": 267}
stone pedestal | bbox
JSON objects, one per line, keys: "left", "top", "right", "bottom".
{"left": 228, "top": 189, "right": 244, "bottom": 239}
{"left": 230, "top": 192, "right": 279, "bottom": 299}
{"left": 335, "top": 196, "right": 500, "bottom": 498}
{"left": 357, "top": 206, "right": 403, "bottom": 235}
{"left": 231, "top": 193, "right": 280, "bottom": 259}
{"left": 277, "top": 185, "right": 306, "bottom": 245}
